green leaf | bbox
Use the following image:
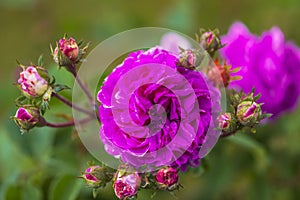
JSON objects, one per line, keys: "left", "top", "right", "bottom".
{"left": 0, "top": 127, "right": 35, "bottom": 180}
{"left": 4, "top": 184, "right": 22, "bottom": 200}
{"left": 22, "top": 184, "right": 42, "bottom": 200}
{"left": 49, "top": 175, "right": 82, "bottom": 200}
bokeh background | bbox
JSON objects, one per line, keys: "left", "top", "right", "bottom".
{"left": 0, "top": 0, "right": 299, "bottom": 199}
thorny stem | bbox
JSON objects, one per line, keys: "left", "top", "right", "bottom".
{"left": 52, "top": 92, "right": 93, "bottom": 116}
{"left": 45, "top": 116, "right": 92, "bottom": 128}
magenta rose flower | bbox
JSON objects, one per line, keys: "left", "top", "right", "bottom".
{"left": 97, "top": 47, "right": 219, "bottom": 171}
{"left": 221, "top": 22, "right": 300, "bottom": 118}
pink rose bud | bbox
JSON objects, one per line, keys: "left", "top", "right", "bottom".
{"left": 18, "top": 66, "right": 48, "bottom": 97}
{"left": 155, "top": 167, "right": 179, "bottom": 190}
{"left": 197, "top": 29, "right": 222, "bottom": 57}
{"left": 179, "top": 49, "right": 203, "bottom": 69}
{"left": 82, "top": 166, "right": 102, "bottom": 187}
{"left": 217, "top": 112, "right": 237, "bottom": 134}
{"left": 113, "top": 171, "right": 141, "bottom": 200}
{"left": 237, "top": 101, "right": 262, "bottom": 126}
{"left": 13, "top": 107, "right": 40, "bottom": 133}
{"left": 58, "top": 37, "right": 79, "bottom": 61}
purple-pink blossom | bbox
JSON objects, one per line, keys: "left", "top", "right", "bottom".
{"left": 97, "top": 47, "right": 219, "bottom": 171}
{"left": 221, "top": 22, "right": 300, "bottom": 118}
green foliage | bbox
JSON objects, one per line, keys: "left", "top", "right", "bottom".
{"left": 49, "top": 175, "right": 82, "bottom": 200}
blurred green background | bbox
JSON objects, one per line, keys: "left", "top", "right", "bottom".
{"left": 0, "top": 0, "right": 299, "bottom": 199}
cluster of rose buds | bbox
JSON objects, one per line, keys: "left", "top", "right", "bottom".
{"left": 13, "top": 64, "right": 51, "bottom": 133}
{"left": 13, "top": 36, "right": 91, "bottom": 134}
{"left": 80, "top": 165, "right": 180, "bottom": 199}
{"left": 218, "top": 90, "right": 270, "bottom": 136}
{"left": 178, "top": 30, "right": 241, "bottom": 88}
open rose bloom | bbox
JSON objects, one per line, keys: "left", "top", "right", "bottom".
{"left": 98, "top": 47, "right": 221, "bottom": 171}
{"left": 221, "top": 22, "right": 300, "bottom": 118}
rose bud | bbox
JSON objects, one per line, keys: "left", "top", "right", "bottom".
{"left": 58, "top": 36, "right": 79, "bottom": 62}
{"left": 217, "top": 112, "right": 237, "bottom": 134}
{"left": 13, "top": 107, "right": 41, "bottom": 133}
{"left": 179, "top": 49, "right": 204, "bottom": 69}
{"left": 197, "top": 29, "right": 223, "bottom": 57}
{"left": 81, "top": 165, "right": 115, "bottom": 188}
{"left": 237, "top": 101, "right": 262, "bottom": 127}
{"left": 113, "top": 171, "right": 141, "bottom": 200}
{"left": 155, "top": 167, "right": 179, "bottom": 190}
{"left": 18, "top": 66, "right": 49, "bottom": 97}
{"left": 81, "top": 166, "right": 102, "bottom": 187}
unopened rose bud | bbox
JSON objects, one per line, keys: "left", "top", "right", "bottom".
{"left": 237, "top": 101, "right": 262, "bottom": 126}
{"left": 197, "top": 29, "right": 223, "bottom": 57}
{"left": 13, "top": 107, "right": 41, "bottom": 133}
{"left": 58, "top": 37, "right": 79, "bottom": 62}
{"left": 155, "top": 167, "right": 179, "bottom": 190}
{"left": 217, "top": 112, "right": 237, "bottom": 133}
{"left": 81, "top": 165, "right": 115, "bottom": 188}
{"left": 113, "top": 171, "right": 141, "bottom": 200}
{"left": 179, "top": 49, "right": 204, "bottom": 69}
{"left": 82, "top": 166, "right": 102, "bottom": 187}
{"left": 18, "top": 66, "right": 49, "bottom": 97}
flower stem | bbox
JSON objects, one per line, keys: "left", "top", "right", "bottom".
{"left": 220, "top": 131, "right": 236, "bottom": 138}
{"left": 52, "top": 92, "right": 93, "bottom": 116}
{"left": 69, "top": 65, "right": 94, "bottom": 105}
{"left": 45, "top": 117, "right": 91, "bottom": 128}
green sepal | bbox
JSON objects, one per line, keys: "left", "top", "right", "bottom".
{"left": 41, "top": 101, "right": 49, "bottom": 115}
{"left": 38, "top": 54, "right": 44, "bottom": 66}
{"left": 53, "top": 84, "right": 70, "bottom": 93}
